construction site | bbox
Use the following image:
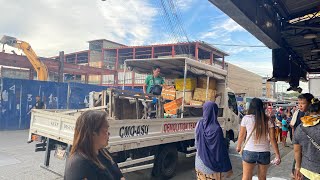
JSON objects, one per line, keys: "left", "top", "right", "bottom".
{"left": 0, "top": 37, "right": 263, "bottom": 89}
{"left": 0, "top": 36, "right": 265, "bottom": 130}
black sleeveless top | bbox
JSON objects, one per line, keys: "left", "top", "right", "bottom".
{"left": 64, "top": 151, "right": 123, "bottom": 180}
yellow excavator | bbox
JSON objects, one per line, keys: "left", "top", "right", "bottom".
{"left": 0, "top": 35, "right": 48, "bottom": 81}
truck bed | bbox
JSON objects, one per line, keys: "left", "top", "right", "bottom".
{"left": 29, "top": 109, "right": 225, "bottom": 153}
{"left": 29, "top": 109, "right": 226, "bottom": 153}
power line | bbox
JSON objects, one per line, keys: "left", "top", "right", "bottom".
{"left": 169, "top": 0, "right": 192, "bottom": 55}
{"left": 159, "top": 0, "right": 189, "bottom": 54}
{"left": 210, "top": 43, "right": 267, "bottom": 48}
{"left": 156, "top": 0, "right": 185, "bottom": 53}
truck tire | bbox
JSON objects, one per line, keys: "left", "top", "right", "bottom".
{"left": 152, "top": 145, "right": 178, "bottom": 179}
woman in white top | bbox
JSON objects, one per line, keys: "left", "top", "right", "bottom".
{"left": 236, "top": 98, "right": 281, "bottom": 180}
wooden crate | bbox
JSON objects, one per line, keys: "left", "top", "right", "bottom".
{"left": 190, "top": 100, "right": 204, "bottom": 106}
{"left": 174, "top": 78, "right": 197, "bottom": 91}
{"left": 161, "top": 85, "right": 176, "bottom": 100}
{"left": 176, "top": 91, "right": 193, "bottom": 105}
{"left": 164, "top": 98, "right": 183, "bottom": 115}
{"left": 193, "top": 88, "right": 216, "bottom": 102}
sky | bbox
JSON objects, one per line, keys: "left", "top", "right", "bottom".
{"left": 0, "top": 0, "right": 308, "bottom": 92}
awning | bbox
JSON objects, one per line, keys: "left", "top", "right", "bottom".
{"left": 124, "top": 57, "right": 227, "bottom": 79}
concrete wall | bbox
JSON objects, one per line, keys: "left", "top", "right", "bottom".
{"left": 266, "top": 81, "right": 276, "bottom": 98}
{"left": 0, "top": 66, "right": 29, "bottom": 79}
{"left": 226, "top": 63, "right": 263, "bottom": 97}
{"left": 102, "top": 41, "right": 123, "bottom": 48}
{"left": 262, "top": 77, "right": 276, "bottom": 99}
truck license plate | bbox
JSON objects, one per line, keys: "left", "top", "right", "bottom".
{"left": 54, "top": 148, "right": 66, "bottom": 160}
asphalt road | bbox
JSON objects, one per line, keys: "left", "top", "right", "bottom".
{"left": 0, "top": 130, "right": 293, "bottom": 180}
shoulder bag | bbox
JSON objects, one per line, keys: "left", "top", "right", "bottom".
{"left": 239, "top": 126, "right": 256, "bottom": 156}
{"left": 150, "top": 76, "right": 162, "bottom": 95}
{"left": 301, "top": 126, "right": 320, "bottom": 151}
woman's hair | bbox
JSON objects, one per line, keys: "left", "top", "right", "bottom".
{"left": 70, "top": 110, "right": 112, "bottom": 169}
{"left": 309, "top": 98, "right": 320, "bottom": 113}
{"left": 281, "top": 113, "right": 286, "bottom": 119}
{"left": 247, "top": 98, "right": 268, "bottom": 141}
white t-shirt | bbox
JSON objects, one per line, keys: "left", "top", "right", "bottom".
{"left": 241, "top": 115, "right": 274, "bottom": 152}
{"left": 290, "top": 109, "right": 299, "bottom": 127}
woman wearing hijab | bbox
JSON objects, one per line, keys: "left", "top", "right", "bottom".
{"left": 195, "top": 101, "right": 233, "bottom": 180}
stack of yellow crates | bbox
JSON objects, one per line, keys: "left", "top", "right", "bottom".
{"left": 163, "top": 77, "right": 217, "bottom": 112}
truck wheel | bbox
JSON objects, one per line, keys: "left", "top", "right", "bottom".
{"left": 152, "top": 145, "right": 178, "bottom": 179}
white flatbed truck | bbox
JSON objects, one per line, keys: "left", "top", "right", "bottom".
{"left": 28, "top": 57, "right": 240, "bottom": 179}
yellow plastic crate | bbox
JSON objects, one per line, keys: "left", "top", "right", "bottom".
{"left": 174, "top": 78, "right": 197, "bottom": 91}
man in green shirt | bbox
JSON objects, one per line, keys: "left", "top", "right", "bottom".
{"left": 143, "top": 66, "right": 164, "bottom": 94}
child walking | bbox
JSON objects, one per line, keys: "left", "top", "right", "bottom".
{"left": 281, "top": 114, "right": 289, "bottom": 147}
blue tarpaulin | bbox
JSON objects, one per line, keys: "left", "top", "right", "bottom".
{"left": 0, "top": 78, "right": 141, "bottom": 130}
{"left": 0, "top": 78, "right": 68, "bottom": 130}
{"left": 68, "top": 82, "right": 106, "bottom": 109}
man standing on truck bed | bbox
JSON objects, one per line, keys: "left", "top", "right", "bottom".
{"left": 143, "top": 65, "right": 164, "bottom": 118}
{"left": 143, "top": 65, "right": 164, "bottom": 95}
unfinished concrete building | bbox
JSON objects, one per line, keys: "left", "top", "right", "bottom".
{"left": 53, "top": 40, "right": 228, "bottom": 87}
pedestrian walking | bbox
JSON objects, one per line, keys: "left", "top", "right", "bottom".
{"left": 275, "top": 114, "right": 282, "bottom": 143}
{"left": 34, "top": 95, "right": 45, "bottom": 109}
{"left": 236, "top": 98, "right": 281, "bottom": 180}
{"left": 286, "top": 111, "right": 293, "bottom": 142}
{"left": 291, "top": 106, "right": 297, "bottom": 115}
{"left": 290, "top": 93, "right": 314, "bottom": 178}
{"left": 64, "top": 110, "right": 125, "bottom": 180}
{"left": 195, "top": 101, "right": 233, "bottom": 180}
{"left": 294, "top": 98, "right": 320, "bottom": 180}
{"left": 281, "top": 114, "right": 289, "bottom": 147}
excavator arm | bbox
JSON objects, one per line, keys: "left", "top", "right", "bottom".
{"left": 0, "top": 35, "right": 48, "bottom": 81}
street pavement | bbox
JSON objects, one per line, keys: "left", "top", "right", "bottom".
{"left": 0, "top": 130, "right": 294, "bottom": 180}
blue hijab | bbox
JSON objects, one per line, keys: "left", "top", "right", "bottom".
{"left": 196, "top": 101, "right": 232, "bottom": 172}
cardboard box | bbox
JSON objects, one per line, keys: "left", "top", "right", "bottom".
{"left": 161, "top": 86, "right": 176, "bottom": 100}
{"left": 190, "top": 100, "right": 204, "bottom": 106}
{"left": 193, "top": 88, "right": 216, "bottom": 102}
{"left": 175, "top": 78, "right": 197, "bottom": 91}
{"left": 176, "top": 91, "right": 193, "bottom": 105}
{"left": 164, "top": 98, "right": 183, "bottom": 115}
{"left": 197, "top": 77, "right": 216, "bottom": 90}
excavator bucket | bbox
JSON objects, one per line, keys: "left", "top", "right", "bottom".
{"left": 0, "top": 35, "right": 19, "bottom": 48}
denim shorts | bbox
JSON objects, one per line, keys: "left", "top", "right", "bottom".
{"left": 242, "top": 150, "right": 271, "bottom": 165}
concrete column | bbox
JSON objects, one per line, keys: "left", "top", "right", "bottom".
{"left": 58, "top": 51, "right": 64, "bottom": 82}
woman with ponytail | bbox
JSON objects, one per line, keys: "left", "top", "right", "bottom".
{"left": 236, "top": 98, "right": 281, "bottom": 180}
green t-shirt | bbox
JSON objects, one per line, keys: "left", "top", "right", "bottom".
{"left": 145, "top": 75, "right": 164, "bottom": 93}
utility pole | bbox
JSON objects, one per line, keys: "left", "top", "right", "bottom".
{"left": 58, "top": 51, "right": 64, "bottom": 82}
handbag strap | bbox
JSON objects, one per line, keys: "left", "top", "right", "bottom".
{"left": 152, "top": 76, "right": 157, "bottom": 85}
{"left": 241, "top": 126, "right": 256, "bottom": 152}
{"left": 300, "top": 126, "right": 320, "bottom": 151}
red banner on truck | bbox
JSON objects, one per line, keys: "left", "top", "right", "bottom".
{"left": 163, "top": 122, "right": 197, "bottom": 133}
